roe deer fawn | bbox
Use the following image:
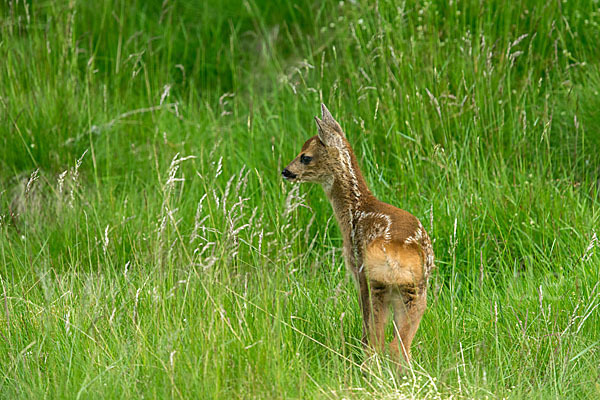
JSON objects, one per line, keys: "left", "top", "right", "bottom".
{"left": 282, "top": 104, "right": 435, "bottom": 363}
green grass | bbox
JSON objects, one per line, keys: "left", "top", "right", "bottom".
{"left": 1, "top": 0, "right": 600, "bottom": 398}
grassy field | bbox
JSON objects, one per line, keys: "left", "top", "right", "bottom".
{"left": 1, "top": 0, "right": 600, "bottom": 398}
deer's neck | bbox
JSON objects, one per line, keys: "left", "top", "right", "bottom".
{"left": 322, "top": 146, "right": 372, "bottom": 245}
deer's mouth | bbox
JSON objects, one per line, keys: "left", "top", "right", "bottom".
{"left": 281, "top": 168, "right": 297, "bottom": 181}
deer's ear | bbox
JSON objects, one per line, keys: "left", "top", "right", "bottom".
{"left": 321, "top": 103, "right": 344, "bottom": 137}
{"left": 321, "top": 103, "right": 335, "bottom": 124}
{"left": 315, "top": 116, "right": 343, "bottom": 148}
{"left": 314, "top": 117, "right": 326, "bottom": 143}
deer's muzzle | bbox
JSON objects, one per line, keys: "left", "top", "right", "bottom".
{"left": 281, "top": 168, "right": 297, "bottom": 180}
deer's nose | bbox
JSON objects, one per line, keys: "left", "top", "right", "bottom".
{"left": 281, "top": 168, "right": 296, "bottom": 179}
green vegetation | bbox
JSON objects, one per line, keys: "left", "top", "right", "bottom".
{"left": 1, "top": 0, "right": 599, "bottom": 398}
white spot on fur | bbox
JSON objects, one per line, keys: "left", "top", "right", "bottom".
{"left": 337, "top": 146, "right": 361, "bottom": 200}
{"left": 355, "top": 211, "right": 392, "bottom": 243}
{"left": 404, "top": 220, "right": 425, "bottom": 245}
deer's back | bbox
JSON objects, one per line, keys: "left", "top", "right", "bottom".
{"left": 356, "top": 198, "right": 434, "bottom": 287}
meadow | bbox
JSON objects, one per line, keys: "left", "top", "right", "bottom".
{"left": 1, "top": 0, "right": 600, "bottom": 398}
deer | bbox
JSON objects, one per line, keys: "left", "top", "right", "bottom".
{"left": 282, "top": 103, "right": 435, "bottom": 364}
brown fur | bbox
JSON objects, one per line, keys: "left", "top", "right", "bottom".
{"left": 282, "top": 104, "right": 435, "bottom": 364}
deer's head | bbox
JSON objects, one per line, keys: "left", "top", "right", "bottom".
{"left": 282, "top": 103, "right": 347, "bottom": 185}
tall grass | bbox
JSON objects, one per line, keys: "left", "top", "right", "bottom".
{"left": 1, "top": 0, "right": 599, "bottom": 398}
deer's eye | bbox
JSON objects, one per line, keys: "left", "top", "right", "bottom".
{"left": 300, "top": 154, "right": 313, "bottom": 165}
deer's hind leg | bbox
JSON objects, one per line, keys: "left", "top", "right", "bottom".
{"left": 390, "top": 288, "right": 426, "bottom": 363}
{"left": 358, "top": 276, "right": 391, "bottom": 352}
